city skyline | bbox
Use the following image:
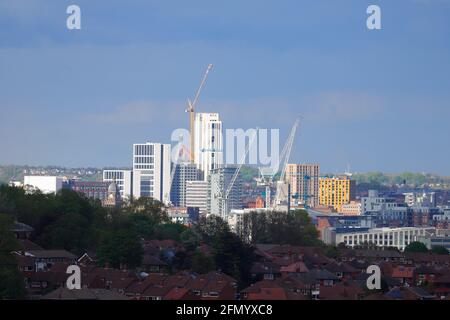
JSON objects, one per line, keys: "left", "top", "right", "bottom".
{"left": 1, "top": 1, "right": 450, "bottom": 174}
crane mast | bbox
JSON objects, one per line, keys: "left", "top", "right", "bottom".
{"left": 272, "top": 118, "right": 300, "bottom": 210}
{"left": 186, "top": 64, "right": 214, "bottom": 164}
{"left": 221, "top": 129, "right": 258, "bottom": 217}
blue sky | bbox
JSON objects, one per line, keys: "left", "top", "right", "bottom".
{"left": 0, "top": 0, "right": 449, "bottom": 174}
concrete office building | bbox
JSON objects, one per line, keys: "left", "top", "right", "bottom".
{"left": 132, "top": 142, "right": 171, "bottom": 203}
{"left": 417, "top": 229, "right": 450, "bottom": 252}
{"left": 207, "top": 166, "right": 243, "bottom": 219}
{"left": 23, "top": 176, "right": 63, "bottom": 194}
{"left": 170, "top": 163, "right": 202, "bottom": 207}
{"left": 103, "top": 170, "right": 133, "bottom": 200}
{"left": 361, "top": 190, "right": 406, "bottom": 215}
{"left": 186, "top": 180, "right": 208, "bottom": 215}
{"left": 194, "top": 113, "right": 223, "bottom": 181}
{"left": 285, "top": 164, "right": 320, "bottom": 208}
{"left": 323, "top": 226, "right": 435, "bottom": 251}
{"left": 360, "top": 190, "right": 409, "bottom": 226}
{"left": 404, "top": 192, "right": 436, "bottom": 208}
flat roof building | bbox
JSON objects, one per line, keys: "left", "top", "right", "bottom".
{"left": 23, "top": 176, "right": 63, "bottom": 194}
{"left": 132, "top": 142, "right": 171, "bottom": 204}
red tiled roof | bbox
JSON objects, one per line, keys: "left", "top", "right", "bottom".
{"left": 280, "top": 261, "right": 309, "bottom": 274}
{"left": 49, "top": 262, "right": 71, "bottom": 273}
{"left": 323, "top": 262, "right": 358, "bottom": 274}
{"left": 251, "top": 261, "right": 281, "bottom": 274}
{"left": 247, "top": 287, "right": 288, "bottom": 300}
{"left": 392, "top": 266, "right": 415, "bottom": 279}
{"left": 319, "top": 281, "right": 364, "bottom": 300}
{"left": 13, "top": 253, "right": 35, "bottom": 267}
{"left": 142, "top": 285, "right": 172, "bottom": 298}
{"left": 142, "top": 254, "right": 167, "bottom": 266}
{"left": 164, "top": 287, "right": 190, "bottom": 300}
{"left": 164, "top": 274, "right": 192, "bottom": 288}
{"left": 433, "top": 273, "right": 450, "bottom": 284}
{"left": 29, "top": 271, "right": 69, "bottom": 284}
{"left": 404, "top": 253, "right": 450, "bottom": 264}
{"left": 19, "top": 239, "right": 43, "bottom": 251}
{"left": 363, "top": 292, "right": 394, "bottom": 300}
{"left": 243, "top": 277, "right": 311, "bottom": 300}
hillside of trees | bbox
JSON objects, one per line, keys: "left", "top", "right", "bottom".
{"left": 352, "top": 172, "right": 450, "bottom": 188}
{"left": 0, "top": 184, "right": 322, "bottom": 298}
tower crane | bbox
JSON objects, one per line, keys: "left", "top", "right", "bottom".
{"left": 258, "top": 125, "right": 293, "bottom": 208}
{"left": 272, "top": 117, "right": 300, "bottom": 210}
{"left": 218, "top": 129, "right": 258, "bottom": 218}
{"left": 186, "top": 64, "right": 214, "bottom": 164}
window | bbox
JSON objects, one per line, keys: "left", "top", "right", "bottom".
{"left": 323, "top": 280, "right": 333, "bottom": 287}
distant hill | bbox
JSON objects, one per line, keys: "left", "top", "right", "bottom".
{"left": 0, "top": 165, "right": 105, "bottom": 184}
{"left": 351, "top": 172, "right": 450, "bottom": 189}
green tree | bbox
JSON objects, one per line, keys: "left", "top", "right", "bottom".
{"left": 194, "top": 216, "right": 255, "bottom": 284}
{"left": 129, "top": 213, "right": 158, "bottom": 239}
{"left": 97, "top": 229, "right": 143, "bottom": 269}
{"left": 37, "top": 212, "right": 92, "bottom": 254}
{"left": 123, "top": 197, "right": 168, "bottom": 224}
{"left": 404, "top": 242, "right": 429, "bottom": 253}
{"left": 155, "top": 223, "right": 187, "bottom": 241}
{"left": 193, "top": 215, "right": 230, "bottom": 244}
{"left": 431, "top": 246, "right": 449, "bottom": 255}
{"left": 191, "top": 251, "right": 216, "bottom": 274}
{"left": 0, "top": 214, "right": 26, "bottom": 299}
{"left": 180, "top": 229, "right": 201, "bottom": 251}
{"left": 324, "top": 245, "right": 340, "bottom": 259}
{"left": 240, "top": 209, "right": 321, "bottom": 246}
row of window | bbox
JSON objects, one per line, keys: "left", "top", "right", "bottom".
{"left": 134, "top": 144, "right": 155, "bottom": 156}
{"left": 134, "top": 156, "right": 154, "bottom": 164}
{"left": 104, "top": 171, "right": 125, "bottom": 180}
{"left": 134, "top": 165, "right": 154, "bottom": 170}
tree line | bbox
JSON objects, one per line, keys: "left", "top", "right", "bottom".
{"left": 0, "top": 184, "right": 321, "bottom": 298}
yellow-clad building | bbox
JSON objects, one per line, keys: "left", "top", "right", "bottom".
{"left": 319, "top": 176, "right": 356, "bottom": 212}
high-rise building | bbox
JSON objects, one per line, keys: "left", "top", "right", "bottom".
{"left": 103, "top": 170, "right": 133, "bottom": 200}
{"left": 132, "top": 142, "right": 171, "bottom": 203}
{"left": 194, "top": 112, "right": 223, "bottom": 181}
{"left": 170, "top": 163, "right": 202, "bottom": 207}
{"left": 186, "top": 180, "right": 208, "bottom": 215}
{"left": 207, "top": 166, "right": 242, "bottom": 219}
{"left": 319, "top": 176, "right": 356, "bottom": 212}
{"left": 285, "top": 164, "right": 320, "bottom": 208}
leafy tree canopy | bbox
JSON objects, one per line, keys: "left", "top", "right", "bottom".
{"left": 404, "top": 241, "right": 429, "bottom": 253}
{"left": 431, "top": 246, "right": 449, "bottom": 255}
{"left": 0, "top": 213, "right": 26, "bottom": 299}
{"left": 239, "top": 209, "right": 321, "bottom": 246}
